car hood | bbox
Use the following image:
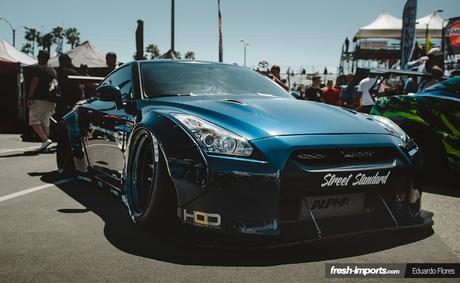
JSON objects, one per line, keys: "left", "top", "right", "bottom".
{"left": 149, "top": 95, "right": 389, "bottom": 140}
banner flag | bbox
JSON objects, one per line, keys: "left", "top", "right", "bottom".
{"left": 401, "top": 0, "right": 417, "bottom": 69}
{"left": 426, "top": 28, "right": 431, "bottom": 54}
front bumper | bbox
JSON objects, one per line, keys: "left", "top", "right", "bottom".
{"left": 180, "top": 210, "right": 433, "bottom": 250}
{"left": 176, "top": 134, "right": 432, "bottom": 244}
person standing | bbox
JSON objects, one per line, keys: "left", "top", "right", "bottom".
{"left": 101, "top": 52, "right": 118, "bottom": 77}
{"left": 357, "top": 74, "right": 377, "bottom": 113}
{"left": 268, "top": 65, "right": 289, "bottom": 91}
{"left": 418, "top": 48, "right": 445, "bottom": 90}
{"left": 79, "top": 63, "right": 97, "bottom": 98}
{"left": 320, "top": 80, "right": 341, "bottom": 106}
{"left": 55, "top": 54, "right": 83, "bottom": 120}
{"left": 26, "top": 50, "right": 57, "bottom": 152}
{"left": 304, "top": 76, "right": 322, "bottom": 102}
{"left": 340, "top": 74, "right": 358, "bottom": 108}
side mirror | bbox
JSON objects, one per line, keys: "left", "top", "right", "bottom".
{"left": 290, "top": 91, "right": 302, "bottom": 99}
{"left": 96, "top": 85, "right": 123, "bottom": 108}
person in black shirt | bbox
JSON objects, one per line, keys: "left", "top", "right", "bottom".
{"left": 27, "top": 50, "right": 57, "bottom": 152}
{"left": 100, "top": 52, "right": 117, "bottom": 77}
{"left": 268, "top": 65, "right": 289, "bottom": 91}
{"left": 55, "top": 54, "right": 83, "bottom": 119}
{"left": 304, "top": 76, "right": 322, "bottom": 102}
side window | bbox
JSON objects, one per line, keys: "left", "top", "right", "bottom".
{"left": 101, "top": 65, "right": 133, "bottom": 99}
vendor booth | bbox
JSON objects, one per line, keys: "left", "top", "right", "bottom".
{"left": 0, "top": 37, "right": 36, "bottom": 132}
{"left": 47, "top": 41, "right": 110, "bottom": 76}
{"left": 340, "top": 12, "right": 445, "bottom": 74}
{"left": 22, "top": 41, "right": 109, "bottom": 141}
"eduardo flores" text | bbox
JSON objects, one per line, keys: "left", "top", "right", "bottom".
{"left": 321, "top": 171, "right": 391, "bottom": 188}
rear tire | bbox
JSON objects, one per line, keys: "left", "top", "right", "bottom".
{"left": 56, "top": 125, "right": 76, "bottom": 177}
{"left": 126, "top": 129, "right": 178, "bottom": 231}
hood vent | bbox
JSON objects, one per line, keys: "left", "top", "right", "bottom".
{"left": 223, "top": 99, "right": 246, "bottom": 105}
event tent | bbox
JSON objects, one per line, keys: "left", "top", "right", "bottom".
{"left": 0, "top": 37, "right": 36, "bottom": 69}
{"left": 355, "top": 12, "right": 445, "bottom": 40}
{"left": 415, "top": 12, "right": 444, "bottom": 38}
{"left": 0, "top": 38, "right": 36, "bottom": 132}
{"left": 47, "top": 41, "right": 107, "bottom": 68}
{"left": 355, "top": 12, "right": 403, "bottom": 39}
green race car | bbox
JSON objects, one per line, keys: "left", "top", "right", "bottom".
{"left": 371, "top": 76, "right": 460, "bottom": 176}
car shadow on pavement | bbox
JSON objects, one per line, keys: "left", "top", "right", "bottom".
{"left": 38, "top": 170, "right": 434, "bottom": 267}
{"left": 0, "top": 147, "right": 56, "bottom": 158}
{"left": 422, "top": 174, "right": 460, "bottom": 198}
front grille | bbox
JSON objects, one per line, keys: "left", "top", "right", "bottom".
{"left": 280, "top": 190, "right": 398, "bottom": 223}
{"left": 294, "top": 147, "right": 396, "bottom": 168}
{"left": 280, "top": 147, "right": 403, "bottom": 223}
{"left": 298, "top": 193, "right": 366, "bottom": 220}
{"left": 280, "top": 192, "right": 367, "bottom": 222}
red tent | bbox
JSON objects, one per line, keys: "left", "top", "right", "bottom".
{"left": 0, "top": 38, "right": 36, "bottom": 132}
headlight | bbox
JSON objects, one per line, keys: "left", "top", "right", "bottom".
{"left": 372, "top": 115, "right": 408, "bottom": 141}
{"left": 372, "top": 115, "right": 418, "bottom": 157}
{"left": 171, "top": 113, "right": 253, "bottom": 157}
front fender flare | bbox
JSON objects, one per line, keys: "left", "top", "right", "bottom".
{"left": 122, "top": 111, "right": 209, "bottom": 207}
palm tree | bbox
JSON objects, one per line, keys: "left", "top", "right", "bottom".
{"left": 24, "top": 27, "right": 41, "bottom": 55}
{"left": 184, "top": 51, "right": 195, "bottom": 60}
{"left": 21, "top": 43, "right": 33, "bottom": 55}
{"left": 51, "top": 26, "right": 64, "bottom": 43}
{"left": 65, "top": 27, "right": 80, "bottom": 49}
{"left": 173, "top": 50, "right": 181, "bottom": 59}
{"left": 145, "top": 43, "right": 160, "bottom": 59}
{"left": 51, "top": 26, "right": 65, "bottom": 53}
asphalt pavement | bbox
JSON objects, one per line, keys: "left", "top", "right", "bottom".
{"left": 0, "top": 134, "right": 459, "bottom": 282}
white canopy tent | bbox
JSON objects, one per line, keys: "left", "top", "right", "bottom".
{"left": 415, "top": 12, "right": 444, "bottom": 38}
{"left": 355, "top": 12, "right": 445, "bottom": 40}
{"left": 48, "top": 41, "right": 107, "bottom": 68}
{"left": 0, "top": 37, "right": 36, "bottom": 65}
{"left": 355, "top": 12, "right": 402, "bottom": 39}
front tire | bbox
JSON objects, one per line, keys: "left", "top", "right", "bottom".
{"left": 126, "top": 129, "right": 177, "bottom": 230}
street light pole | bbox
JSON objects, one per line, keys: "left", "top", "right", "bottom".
{"left": 0, "top": 17, "right": 16, "bottom": 46}
{"left": 240, "top": 39, "right": 249, "bottom": 67}
{"left": 171, "top": 0, "right": 175, "bottom": 52}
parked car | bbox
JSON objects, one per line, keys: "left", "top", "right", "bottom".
{"left": 57, "top": 60, "right": 432, "bottom": 246}
{"left": 371, "top": 76, "right": 460, "bottom": 177}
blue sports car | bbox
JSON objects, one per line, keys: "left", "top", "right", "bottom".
{"left": 57, "top": 60, "right": 432, "bottom": 244}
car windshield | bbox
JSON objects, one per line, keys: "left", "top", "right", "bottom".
{"left": 421, "top": 77, "right": 460, "bottom": 98}
{"left": 140, "top": 61, "right": 292, "bottom": 98}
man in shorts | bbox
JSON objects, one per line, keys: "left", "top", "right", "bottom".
{"left": 27, "top": 50, "right": 57, "bottom": 152}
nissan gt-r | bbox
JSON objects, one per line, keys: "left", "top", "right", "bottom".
{"left": 57, "top": 60, "right": 432, "bottom": 245}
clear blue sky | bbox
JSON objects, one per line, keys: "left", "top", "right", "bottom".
{"left": 1, "top": 0, "right": 459, "bottom": 72}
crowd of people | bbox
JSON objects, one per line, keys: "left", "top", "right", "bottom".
{"left": 26, "top": 50, "right": 118, "bottom": 152}
{"left": 26, "top": 47, "right": 454, "bottom": 152}
{"left": 262, "top": 65, "right": 363, "bottom": 110}
{"left": 264, "top": 47, "right": 452, "bottom": 114}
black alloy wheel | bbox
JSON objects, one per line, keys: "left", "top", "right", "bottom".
{"left": 126, "top": 129, "right": 177, "bottom": 229}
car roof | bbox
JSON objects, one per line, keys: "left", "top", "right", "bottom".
{"left": 135, "top": 59, "right": 242, "bottom": 68}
